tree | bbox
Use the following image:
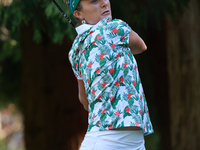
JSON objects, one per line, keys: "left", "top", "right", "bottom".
{"left": 167, "top": 0, "right": 200, "bottom": 149}
{"left": 1, "top": 0, "right": 195, "bottom": 149}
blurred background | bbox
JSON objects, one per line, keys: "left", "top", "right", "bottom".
{"left": 0, "top": 0, "right": 199, "bottom": 149}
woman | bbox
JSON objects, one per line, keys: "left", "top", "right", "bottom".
{"left": 67, "top": 0, "right": 154, "bottom": 149}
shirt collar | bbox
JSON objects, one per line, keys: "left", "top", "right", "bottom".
{"left": 75, "top": 24, "right": 93, "bottom": 35}
{"left": 75, "top": 17, "right": 111, "bottom": 35}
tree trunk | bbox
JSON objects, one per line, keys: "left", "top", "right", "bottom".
{"left": 21, "top": 25, "right": 87, "bottom": 150}
{"left": 167, "top": 0, "right": 200, "bottom": 149}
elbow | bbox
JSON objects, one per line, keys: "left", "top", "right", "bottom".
{"left": 142, "top": 44, "right": 147, "bottom": 51}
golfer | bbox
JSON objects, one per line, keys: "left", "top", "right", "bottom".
{"left": 67, "top": 0, "right": 154, "bottom": 149}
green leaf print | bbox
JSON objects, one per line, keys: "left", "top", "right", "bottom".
{"left": 85, "top": 44, "right": 98, "bottom": 61}
{"left": 90, "top": 99, "right": 102, "bottom": 112}
{"left": 99, "top": 45, "right": 111, "bottom": 55}
{"left": 104, "top": 22, "right": 118, "bottom": 31}
{"left": 117, "top": 121, "right": 124, "bottom": 128}
{"left": 111, "top": 95, "right": 121, "bottom": 109}
{"left": 123, "top": 112, "right": 132, "bottom": 118}
{"left": 122, "top": 93, "right": 129, "bottom": 102}
{"left": 95, "top": 54, "right": 100, "bottom": 62}
{"left": 117, "top": 28, "right": 125, "bottom": 36}
{"left": 100, "top": 113, "right": 107, "bottom": 122}
{"left": 135, "top": 80, "right": 140, "bottom": 92}
{"left": 88, "top": 124, "right": 95, "bottom": 132}
{"left": 111, "top": 86, "right": 119, "bottom": 97}
{"left": 124, "top": 68, "right": 129, "bottom": 76}
{"left": 130, "top": 105, "right": 139, "bottom": 114}
{"left": 100, "top": 26, "right": 104, "bottom": 35}
{"left": 128, "top": 98, "right": 134, "bottom": 106}
{"left": 107, "top": 32, "right": 117, "bottom": 39}
{"left": 97, "top": 82, "right": 103, "bottom": 91}
{"left": 100, "top": 58, "right": 106, "bottom": 67}
{"left": 107, "top": 111, "right": 114, "bottom": 117}
{"left": 112, "top": 65, "right": 121, "bottom": 79}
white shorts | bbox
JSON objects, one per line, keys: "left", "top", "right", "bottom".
{"left": 79, "top": 130, "right": 146, "bottom": 150}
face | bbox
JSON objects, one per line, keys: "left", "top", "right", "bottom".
{"left": 74, "top": 0, "right": 112, "bottom": 25}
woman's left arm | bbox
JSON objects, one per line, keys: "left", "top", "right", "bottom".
{"left": 128, "top": 30, "right": 147, "bottom": 55}
{"left": 77, "top": 79, "right": 89, "bottom": 111}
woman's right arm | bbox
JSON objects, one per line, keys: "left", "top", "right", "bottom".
{"left": 128, "top": 30, "right": 147, "bottom": 55}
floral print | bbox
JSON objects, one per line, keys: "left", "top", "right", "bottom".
{"left": 68, "top": 18, "right": 153, "bottom": 135}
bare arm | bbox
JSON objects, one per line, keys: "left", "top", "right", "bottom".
{"left": 77, "top": 79, "right": 89, "bottom": 111}
{"left": 128, "top": 30, "right": 147, "bottom": 55}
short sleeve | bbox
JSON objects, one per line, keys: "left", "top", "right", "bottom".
{"left": 72, "top": 67, "right": 82, "bottom": 80}
{"left": 106, "top": 19, "right": 131, "bottom": 46}
{"left": 68, "top": 47, "right": 83, "bottom": 80}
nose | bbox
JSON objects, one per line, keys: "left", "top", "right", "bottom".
{"left": 101, "top": 0, "right": 109, "bottom": 8}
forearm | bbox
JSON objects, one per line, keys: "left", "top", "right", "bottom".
{"left": 128, "top": 30, "right": 147, "bottom": 55}
{"left": 79, "top": 93, "right": 89, "bottom": 111}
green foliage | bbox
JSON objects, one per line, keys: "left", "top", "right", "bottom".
{"left": 0, "top": 0, "right": 76, "bottom": 44}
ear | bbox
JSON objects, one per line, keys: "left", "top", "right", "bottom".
{"left": 74, "top": 10, "right": 84, "bottom": 20}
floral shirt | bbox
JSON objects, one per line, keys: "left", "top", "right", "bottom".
{"left": 68, "top": 18, "right": 154, "bottom": 135}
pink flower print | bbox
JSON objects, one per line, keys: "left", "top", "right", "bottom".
{"left": 92, "top": 41, "right": 96, "bottom": 45}
{"left": 127, "top": 52, "right": 130, "bottom": 56}
{"left": 110, "top": 43, "right": 116, "bottom": 49}
{"left": 80, "top": 62, "right": 82, "bottom": 67}
{"left": 135, "top": 122, "right": 140, "bottom": 127}
{"left": 116, "top": 111, "right": 121, "bottom": 117}
{"left": 101, "top": 109, "right": 106, "bottom": 114}
{"left": 96, "top": 69, "right": 100, "bottom": 74}
{"left": 106, "top": 19, "right": 109, "bottom": 23}
{"left": 116, "top": 54, "right": 120, "bottom": 59}
{"left": 120, "top": 77, "right": 124, "bottom": 83}
{"left": 88, "top": 62, "right": 92, "bottom": 68}
{"left": 97, "top": 122, "right": 100, "bottom": 125}
{"left": 96, "top": 35, "right": 101, "bottom": 40}
{"left": 112, "top": 27, "right": 118, "bottom": 33}
{"left": 124, "top": 62, "right": 127, "bottom": 68}
{"left": 83, "top": 49, "right": 86, "bottom": 54}
{"left": 115, "top": 81, "right": 120, "bottom": 86}
{"left": 97, "top": 95, "right": 101, "bottom": 99}
{"left": 140, "top": 110, "right": 143, "bottom": 115}
{"left": 140, "top": 95, "right": 143, "bottom": 101}
{"left": 134, "top": 65, "right": 137, "bottom": 71}
{"left": 109, "top": 68, "right": 114, "bottom": 75}
{"left": 143, "top": 92, "right": 145, "bottom": 97}
{"left": 110, "top": 96, "right": 114, "bottom": 102}
{"left": 102, "top": 82, "right": 107, "bottom": 88}
{"left": 133, "top": 80, "right": 136, "bottom": 86}
{"left": 75, "top": 49, "right": 78, "bottom": 53}
{"left": 92, "top": 89, "right": 95, "bottom": 95}
{"left": 89, "top": 31, "right": 93, "bottom": 35}
{"left": 87, "top": 78, "right": 90, "bottom": 84}
{"left": 92, "top": 115, "right": 95, "bottom": 120}
{"left": 121, "top": 36, "right": 125, "bottom": 41}
{"left": 75, "top": 63, "right": 78, "bottom": 68}
{"left": 127, "top": 93, "right": 132, "bottom": 99}
{"left": 125, "top": 107, "right": 130, "bottom": 113}
{"left": 147, "top": 122, "right": 149, "bottom": 127}
{"left": 99, "top": 53, "right": 105, "bottom": 60}
{"left": 68, "top": 54, "right": 70, "bottom": 59}
{"left": 108, "top": 125, "right": 113, "bottom": 130}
